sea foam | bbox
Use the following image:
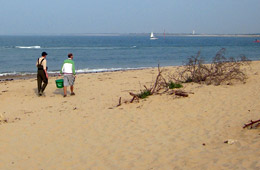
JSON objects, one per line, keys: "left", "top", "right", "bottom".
{"left": 15, "top": 46, "right": 41, "bottom": 49}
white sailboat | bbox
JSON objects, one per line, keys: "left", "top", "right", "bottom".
{"left": 150, "top": 32, "right": 158, "bottom": 40}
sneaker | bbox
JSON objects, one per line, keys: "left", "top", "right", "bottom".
{"left": 63, "top": 94, "right": 67, "bottom": 97}
{"left": 71, "top": 92, "right": 75, "bottom": 96}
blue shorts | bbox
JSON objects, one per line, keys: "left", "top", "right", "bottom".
{"left": 64, "top": 74, "right": 75, "bottom": 86}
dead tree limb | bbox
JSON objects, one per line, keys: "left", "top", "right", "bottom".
{"left": 144, "top": 85, "right": 149, "bottom": 91}
{"left": 117, "top": 97, "right": 122, "bottom": 107}
{"left": 129, "top": 92, "right": 139, "bottom": 103}
{"left": 151, "top": 64, "right": 168, "bottom": 94}
{"left": 169, "top": 49, "right": 251, "bottom": 85}
{"left": 151, "top": 65, "right": 162, "bottom": 94}
{"left": 243, "top": 119, "right": 260, "bottom": 129}
{"left": 174, "top": 90, "right": 189, "bottom": 97}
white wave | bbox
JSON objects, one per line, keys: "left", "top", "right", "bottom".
{"left": 15, "top": 46, "right": 41, "bottom": 49}
{"left": 0, "top": 72, "right": 36, "bottom": 76}
{"left": 76, "top": 67, "right": 149, "bottom": 73}
{"left": 76, "top": 68, "right": 124, "bottom": 73}
{"left": 0, "top": 72, "right": 17, "bottom": 76}
{"left": 48, "top": 71, "right": 60, "bottom": 74}
{"left": 0, "top": 67, "right": 151, "bottom": 77}
{"left": 44, "top": 46, "right": 135, "bottom": 50}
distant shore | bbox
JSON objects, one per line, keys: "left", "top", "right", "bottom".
{"left": 131, "top": 33, "right": 260, "bottom": 37}
{"left": 1, "top": 33, "right": 260, "bottom": 37}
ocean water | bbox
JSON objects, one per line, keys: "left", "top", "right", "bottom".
{"left": 0, "top": 35, "right": 260, "bottom": 76}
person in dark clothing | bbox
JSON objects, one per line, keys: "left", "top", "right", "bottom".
{"left": 36, "top": 52, "right": 48, "bottom": 96}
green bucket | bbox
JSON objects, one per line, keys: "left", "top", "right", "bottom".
{"left": 55, "top": 79, "right": 64, "bottom": 88}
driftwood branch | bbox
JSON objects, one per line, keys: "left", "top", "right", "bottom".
{"left": 243, "top": 119, "right": 260, "bottom": 129}
{"left": 151, "top": 65, "right": 162, "bottom": 94}
{"left": 144, "top": 85, "right": 149, "bottom": 91}
{"left": 129, "top": 92, "right": 139, "bottom": 103}
{"left": 117, "top": 64, "right": 191, "bottom": 106}
{"left": 170, "top": 48, "right": 251, "bottom": 85}
{"left": 117, "top": 97, "right": 122, "bottom": 107}
{"left": 175, "top": 90, "right": 189, "bottom": 97}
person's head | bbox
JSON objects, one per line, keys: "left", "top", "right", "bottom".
{"left": 68, "top": 53, "right": 73, "bottom": 59}
{"left": 42, "top": 52, "right": 48, "bottom": 57}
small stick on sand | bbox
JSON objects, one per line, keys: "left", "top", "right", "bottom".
{"left": 129, "top": 92, "right": 138, "bottom": 103}
{"left": 243, "top": 119, "right": 260, "bottom": 129}
{"left": 117, "top": 97, "right": 122, "bottom": 107}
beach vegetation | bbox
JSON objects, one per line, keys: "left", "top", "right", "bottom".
{"left": 125, "top": 65, "right": 188, "bottom": 104}
{"left": 170, "top": 48, "right": 251, "bottom": 85}
{"left": 137, "top": 89, "right": 152, "bottom": 99}
{"left": 118, "top": 48, "right": 250, "bottom": 106}
{"left": 128, "top": 65, "right": 166, "bottom": 103}
{"left": 184, "top": 77, "right": 193, "bottom": 83}
{"left": 168, "top": 81, "right": 183, "bottom": 89}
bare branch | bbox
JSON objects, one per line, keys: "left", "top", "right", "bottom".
{"left": 243, "top": 119, "right": 260, "bottom": 129}
{"left": 116, "top": 97, "right": 122, "bottom": 107}
{"left": 170, "top": 48, "right": 251, "bottom": 85}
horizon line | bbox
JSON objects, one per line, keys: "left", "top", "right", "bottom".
{"left": 1, "top": 32, "right": 260, "bottom": 37}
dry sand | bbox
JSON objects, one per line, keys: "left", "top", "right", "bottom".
{"left": 0, "top": 61, "right": 260, "bottom": 170}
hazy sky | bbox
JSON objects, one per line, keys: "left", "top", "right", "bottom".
{"left": 0, "top": 0, "right": 259, "bottom": 35}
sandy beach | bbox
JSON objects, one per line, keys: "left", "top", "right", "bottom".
{"left": 0, "top": 61, "right": 260, "bottom": 170}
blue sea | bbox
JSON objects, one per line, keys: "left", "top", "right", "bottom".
{"left": 0, "top": 35, "right": 260, "bottom": 76}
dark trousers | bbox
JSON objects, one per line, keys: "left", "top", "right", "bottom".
{"left": 37, "top": 70, "right": 48, "bottom": 93}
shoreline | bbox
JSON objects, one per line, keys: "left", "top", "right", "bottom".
{"left": 0, "top": 67, "right": 156, "bottom": 81}
{"left": 2, "top": 58, "right": 260, "bottom": 81}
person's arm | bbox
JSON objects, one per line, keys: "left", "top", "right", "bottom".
{"left": 60, "top": 62, "right": 64, "bottom": 75}
{"left": 44, "top": 69, "right": 48, "bottom": 79}
{"left": 72, "top": 61, "right": 76, "bottom": 75}
{"left": 36, "top": 58, "right": 39, "bottom": 67}
{"left": 44, "top": 60, "right": 48, "bottom": 79}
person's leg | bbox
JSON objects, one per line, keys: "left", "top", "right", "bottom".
{"left": 70, "top": 75, "right": 75, "bottom": 95}
{"left": 63, "top": 75, "right": 69, "bottom": 97}
{"left": 41, "top": 71, "right": 48, "bottom": 93}
{"left": 63, "top": 86, "right": 67, "bottom": 97}
{"left": 41, "top": 78, "right": 48, "bottom": 93}
{"left": 37, "top": 73, "right": 42, "bottom": 95}
{"left": 70, "top": 85, "right": 75, "bottom": 95}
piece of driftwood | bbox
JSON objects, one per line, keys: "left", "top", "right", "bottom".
{"left": 121, "top": 64, "right": 191, "bottom": 106}
{"left": 175, "top": 90, "right": 189, "bottom": 97}
{"left": 169, "top": 49, "right": 251, "bottom": 85}
{"left": 144, "top": 85, "right": 149, "bottom": 91}
{"left": 117, "top": 97, "right": 122, "bottom": 107}
{"left": 150, "top": 64, "right": 168, "bottom": 94}
{"left": 129, "top": 92, "right": 138, "bottom": 103}
{"left": 243, "top": 119, "right": 260, "bottom": 129}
